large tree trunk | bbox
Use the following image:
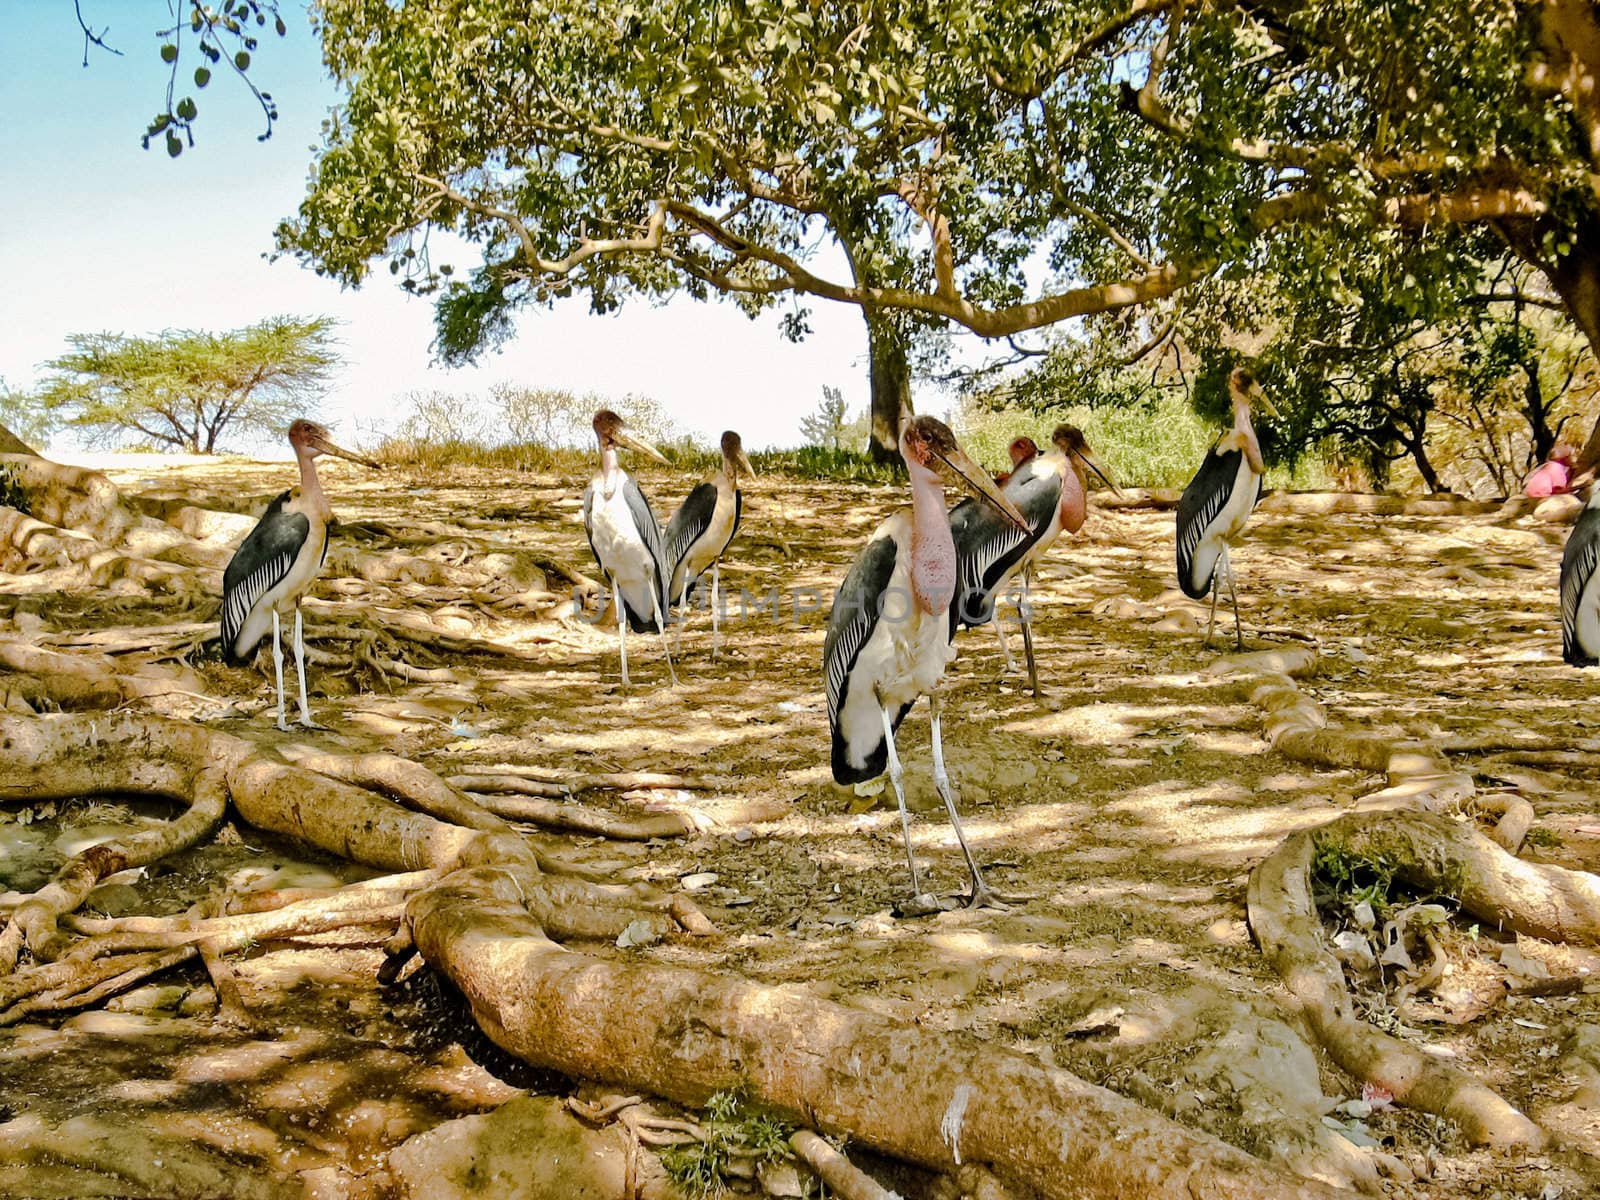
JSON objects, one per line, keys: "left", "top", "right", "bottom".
{"left": 1514, "top": 214, "right": 1600, "bottom": 472}
{"left": 1407, "top": 435, "right": 1442, "bottom": 494}
{"left": 865, "top": 309, "right": 911, "bottom": 463}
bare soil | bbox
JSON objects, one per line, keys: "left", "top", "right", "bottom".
{"left": 3, "top": 456, "right": 1598, "bottom": 1199}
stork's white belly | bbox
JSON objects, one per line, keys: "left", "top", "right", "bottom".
{"left": 1188, "top": 456, "right": 1261, "bottom": 594}
{"left": 1578, "top": 568, "right": 1600, "bottom": 659}
{"left": 836, "top": 555, "right": 956, "bottom": 761}
{"left": 1214, "top": 455, "right": 1260, "bottom": 543}
{"left": 589, "top": 483, "right": 659, "bottom": 615}
{"left": 232, "top": 517, "right": 328, "bottom": 658}
{"left": 675, "top": 492, "right": 736, "bottom": 596}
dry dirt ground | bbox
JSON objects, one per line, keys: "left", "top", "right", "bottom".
{"left": 2, "top": 456, "right": 1598, "bottom": 1199}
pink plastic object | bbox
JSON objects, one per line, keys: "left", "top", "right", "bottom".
{"left": 1524, "top": 459, "right": 1572, "bottom": 498}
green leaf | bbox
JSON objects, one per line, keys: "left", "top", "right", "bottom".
{"left": 194, "top": 66, "right": 212, "bottom": 87}
{"left": 166, "top": 131, "right": 184, "bottom": 158}
{"left": 160, "top": 44, "right": 179, "bottom": 63}
{"left": 235, "top": 50, "right": 252, "bottom": 70}
{"left": 176, "top": 97, "right": 198, "bottom": 121}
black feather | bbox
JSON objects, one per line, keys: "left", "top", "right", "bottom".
{"left": 825, "top": 533, "right": 908, "bottom": 784}
{"left": 1176, "top": 445, "right": 1258, "bottom": 599}
{"left": 220, "top": 491, "right": 309, "bottom": 663}
{"left": 1561, "top": 505, "right": 1600, "bottom": 667}
{"left": 948, "top": 464, "right": 1058, "bottom": 637}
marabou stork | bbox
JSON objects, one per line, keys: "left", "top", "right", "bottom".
{"left": 1176, "top": 367, "right": 1278, "bottom": 649}
{"left": 221, "top": 419, "right": 381, "bottom": 730}
{"left": 583, "top": 410, "right": 677, "bottom": 687}
{"left": 1561, "top": 481, "right": 1600, "bottom": 667}
{"left": 951, "top": 426, "right": 1117, "bottom": 695}
{"left": 664, "top": 430, "right": 756, "bottom": 655}
{"left": 824, "top": 415, "right": 1030, "bottom": 911}
{"left": 994, "top": 435, "right": 1040, "bottom": 487}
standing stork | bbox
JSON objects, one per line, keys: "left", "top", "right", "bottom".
{"left": 1176, "top": 367, "right": 1278, "bottom": 649}
{"left": 1561, "top": 481, "right": 1600, "bottom": 667}
{"left": 583, "top": 410, "right": 677, "bottom": 687}
{"left": 994, "top": 435, "right": 1039, "bottom": 486}
{"left": 221, "top": 420, "right": 381, "bottom": 730}
{"left": 825, "top": 416, "right": 1030, "bottom": 912}
{"left": 664, "top": 430, "right": 756, "bottom": 656}
{"left": 951, "top": 425, "right": 1117, "bottom": 695}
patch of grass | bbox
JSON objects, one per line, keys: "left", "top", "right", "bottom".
{"left": 1311, "top": 833, "right": 1465, "bottom": 924}
{"left": 369, "top": 433, "right": 905, "bottom": 485}
{"left": 1525, "top": 825, "right": 1562, "bottom": 848}
{"left": 1311, "top": 835, "right": 1401, "bottom": 921}
{"left": 0, "top": 464, "right": 29, "bottom": 515}
{"left": 953, "top": 392, "right": 1340, "bottom": 490}
{"left": 660, "top": 1090, "right": 794, "bottom": 1199}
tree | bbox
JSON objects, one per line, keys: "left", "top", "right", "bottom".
{"left": 276, "top": 2, "right": 1194, "bottom": 461}
{"left": 0, "top": 381, "right": 54, "bottom": 454}
{"left": 798, "top": 385, "right": 868, "bottom": 450}
{"left": 278, "top": 1, "right": 1600, "bottom": 468}
{"left": 30, "top": 316, "right": 340, "bottom": 454}
{"left": 72, "top": 1, "right": 289, "bottom": 154}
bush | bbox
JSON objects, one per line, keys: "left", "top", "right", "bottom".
{"left": 954, "top": 391, "right": 1338, "bottom": 490}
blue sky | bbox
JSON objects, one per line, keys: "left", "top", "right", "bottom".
{"left": 0, "top": 4, "right": 925, "bottom": 452}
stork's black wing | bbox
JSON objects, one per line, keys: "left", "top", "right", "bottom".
{"left": 949, "top": 466, "right": 1059, "bottom": 636}
{"left": 1176, "top": 444, "right": 1257, "bottom": 599}
{"left": 665, "top": 481, "right": 718, "bottom": 603}
{"left": 825, "top": 533, "right": 906, "bottom": 783}
{"left": 624, "top": 476, "right": 671, "bottom": 633}
{"left": 1561, "top": 506, "right": 1600, "bottom": 666}
{"left": 221, "top": 491, "right": 307, "bottom": 663}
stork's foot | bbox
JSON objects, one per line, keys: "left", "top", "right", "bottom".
{"left": 894, "top": 891, "right": 958, "bottom": 919}
{"left": 296, "top": 714, "right": 329, "bottom": 731}
{"left": 964, "top": 883, "right": 1035, "bottom": 910}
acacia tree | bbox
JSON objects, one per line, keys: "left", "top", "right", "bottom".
{"left": 30, "top": 316, "right": 340, "bottom": 453}
{"left": 280, "top": 0, "right": 1600, "bottom": 465}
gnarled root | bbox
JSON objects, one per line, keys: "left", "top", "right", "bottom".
{"left": 407, "top": 866, "right": 1345, "bottom": 1200}
{"left": 0, "top": 766, "right": 227, "bottom": 969}
{"left": 1249, "top": 810, "right": 1600, "bottom": 1148}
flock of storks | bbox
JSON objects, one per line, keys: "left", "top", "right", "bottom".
{"left": 218, "top": 367, "right": 1600, "bottom": 913}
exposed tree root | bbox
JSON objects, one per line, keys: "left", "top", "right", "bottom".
{"left": 1249, "top": 810, "right": 1600, "bottom": 1148}
{"left": 0, "top": 766, "right": 227, "bottom": 969}
{"left": 0, "top": 710, "right": 1345, "bottom": 1198}
{"left": 789, "top": 1129, "right": 901, "bottom": 1200}
{"left": 406, "top": 865, "right": 1345, "bottom": 1200}
{"left": 451, "top": 764, "right": 719, "bottom": 793}
{"left": 0, "top": 639, "right": 208, "bottom": 713}
{"left": 463, "top": 790, "right": 701, "bottom": 840}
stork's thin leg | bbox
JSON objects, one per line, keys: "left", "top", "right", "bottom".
{"left": 270, "top": 610, "right": 289, "bottom": 732}
{"left": 1203, "top": 564, "right": 1221, "bottom": 649}
{"left": 613, "top": 578, "right": 631, "bottom": 687}
{"left": 710, "top": 562, "right": 722, "bottom": 659}
{"left": 929, "top": 693, "right": 1001, "bottom": 909}
{"left": 1019, "top": 565, "right": 1039, "bottom": 698}
{"left": 992, "top": 617, "right": 1016, "bottom": 674}
{"left": 648, "top": 570, "right": 678, "bottom": 687}
{"left": 292, "top": 606, "right": 319, "bottom": 728}
{"left": 1225, "top": 546, "right": 1244, "bottom": 651}
{"left": 877, "top": 703, "right": 925, "bottom": 900}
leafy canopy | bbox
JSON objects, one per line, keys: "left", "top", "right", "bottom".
{"left": 280, "top": 0, "right": 1600, "bottom": 380}
{"left": 30, "top": 316, "right": 340, "bottom": 454}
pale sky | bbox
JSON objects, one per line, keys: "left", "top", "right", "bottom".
{"left": 0, "top": 5, "right": 962, "bottom": 453}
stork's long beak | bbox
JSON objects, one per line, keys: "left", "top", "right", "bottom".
{"left": 733, "top": 449, "right": 757, "bottom": 481}
{"left": 616, "top": 429, "right": 669, "bottom": 464}
{"left": 939, "top": 445, "right": 1031, "bottom": 531}
{"left": 1076, "top": 449, "right": 1123, "bottom": 497}
{"left": 312, "top": 434, "right": 384, "bottom": 469}
{"left": 1252, "top": 386, "right": 1280, "bottom": 419}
